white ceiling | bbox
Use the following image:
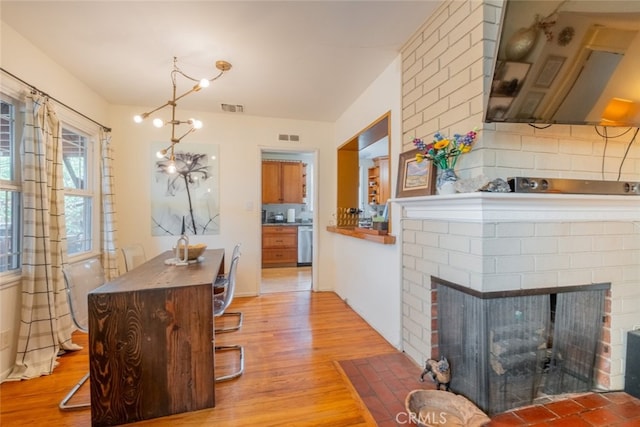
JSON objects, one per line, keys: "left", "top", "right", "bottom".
{"left": 0, "top": 1, "right": 440, "bottom": 122}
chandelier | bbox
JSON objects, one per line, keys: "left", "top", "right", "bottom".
{"left": 134, "top": 57, "right": 232, "bottom": 173}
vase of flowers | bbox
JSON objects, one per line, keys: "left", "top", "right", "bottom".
{"left": 413, "top": 128, "right": 479, "bottom": 195}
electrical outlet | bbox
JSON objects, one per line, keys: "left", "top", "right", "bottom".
{"left": 0, "top": 330, "right": 10, "bottom": 350}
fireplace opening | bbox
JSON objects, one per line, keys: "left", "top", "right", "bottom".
{"left": 432, "top": 277, "right": 609, "bottom": 415}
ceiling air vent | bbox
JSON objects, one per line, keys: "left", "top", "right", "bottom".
{"left": 278, "top": 134, "right": 300, "bottom": 142}
{"left": 221, "top": 104, "right": 244, "bottom": 113}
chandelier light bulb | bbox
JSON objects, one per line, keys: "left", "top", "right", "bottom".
{"left": 153, "top": 118, "right": 164, "bottom": 128}
{"left": 156, "top": 150, "right": 166, "bottom": 159}
{"left": 133, "top": 115, "right": 143, "bottom": 123}
{"left": 167, "top": 161, "right": 177, "bottom": 174}
{"left": 192, "top": 119, "right": 203, "bottom": 129}
{"left": 199, "top": 78, "right": 210, "bottom": 89}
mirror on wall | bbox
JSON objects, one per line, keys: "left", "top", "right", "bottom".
{"left": 485, "top": 0, "right": 640, "bottom": 127}
{"left": 336, "top": 112, "right": 390, "bottom": 228}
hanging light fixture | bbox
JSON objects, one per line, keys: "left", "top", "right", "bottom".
{"left": 134, "top": 57, "right": 232, "bottom": 171}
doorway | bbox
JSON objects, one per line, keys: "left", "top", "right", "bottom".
{"left": 260, "top": 148, "right": 317, "bottom": 294}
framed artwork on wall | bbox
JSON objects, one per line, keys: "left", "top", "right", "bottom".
{"left": 534, "top": 55, "right": 566, "bottom": 88}
{"left": 151, "top": 142, "right": 220, "bottom": 236}
{"left": 396, "top": 148, "right": 436, "bottom": 198}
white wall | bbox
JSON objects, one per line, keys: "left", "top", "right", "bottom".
{"left": 0, "top": 22, "right": 111, "bottom": 379}
{"left": 330, "top": 56, "right": 405, "bottom": 349}
{"left": 110, "top": 105, "right": 334, "bottom": 296}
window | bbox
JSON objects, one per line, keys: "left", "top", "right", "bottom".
{"left": 62, "top": 127, "right": 95, "bottom": 256}
{"left": 0, "top": 95, "right": 23, "bottom": 273}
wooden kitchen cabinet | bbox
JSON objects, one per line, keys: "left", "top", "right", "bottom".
{"left": 262, "top": 160, "right": 304, "bottom": 204}
{"left": 262, "top": 225, "right": 298, "bottom": 267}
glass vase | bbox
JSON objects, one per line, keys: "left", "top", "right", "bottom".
{"left": 436, "top": 168, "right": 458, "bottom": 195}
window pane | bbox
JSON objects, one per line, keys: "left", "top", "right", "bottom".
{"left": 0, "top": 189, "right": 21, "bottom": 272}
{"left": 0, "top": 99, "right": 14, "bottom": 181}
{"left": 65, "top": 195, "right": 92, "bottom": 254}
{"left": 62, "top": 129, "right": 87, "bottom": 190}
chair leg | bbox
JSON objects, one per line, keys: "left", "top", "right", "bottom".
{"left": 215, "top": 345, "right": 244, "bottom": 382}
{"left": 215, "top": 311, "right": 243, "bottom": 333}
{"left": 59, "top": 372, "right": 90, "bottom": 411}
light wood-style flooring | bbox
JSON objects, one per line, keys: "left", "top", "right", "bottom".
{"left": 261, "top": 266, "right": 312, "bottom": 293}
{"left": 0, "top": 290, "right": 396, "bottom": 426}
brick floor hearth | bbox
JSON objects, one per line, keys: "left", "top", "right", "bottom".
{"left": 336, "top": 353, "right": 640, "bottom": 427}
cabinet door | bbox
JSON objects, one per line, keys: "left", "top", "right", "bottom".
{"left": 262, "top": 161, "right": 282, "bottom": 203}
{"left": 281, "top": 162, "right": 303, "bottom": 203}
{"left": 377, "top": 156, "right": 389, "bottom": 205}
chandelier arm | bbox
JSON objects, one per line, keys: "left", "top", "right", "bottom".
{"left": 208, "top": 69, "right": 225, "bottom": 82}
{"left": 174, "top": 126, "right": 197, "bottom": 143}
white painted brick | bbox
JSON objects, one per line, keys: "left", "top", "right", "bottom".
{"left": 439, "top": 264, "right": 470, "bottom": 286}
{"left": 571, "top": 155, "right": 603, "bottom": 172}
{"left": 522, "top": 273, "right": 559, "bottom": 289}
{"left": 623, "top": 235, "right": 640, "bottom": 250}
{"left": 570, "top": 252, "right": 603, "bottom": 269}
{"left": 571, "top": 222, "right": 605, "bottom": 236}
{"left": 535, "top": 154, "right": 566, "bottom": 171}
{"left": 593, "top": 236, "right": 624, "bottom": 251}
{"left": 622, "top": 265, "right": 640, "bottom": 281}
{"left": 558, "top": 236, "right": 593, "bottom": 253}
{"left": 416, "top": 258, "right": 440, "bottom": 275}
{"left": 521, "top": 237, "right": 558, "bottom": 254}
{"left": 440, "top": 234, "right": 471, "bottom": 253}
{"left": 535, "top": 254, "right": 571, "bottom": 271}
{"left": 479, "top": 237, "right": 521, "bottom": 255}
{"left": 559, "top": 139, "right": 594, "bottom": 155}
{"left": 450, "top": 253, "right": 484, "bottom": 274}
{"left": 604, "top": 222, "right": 637, "bottom": 235}
{"left": 522, "top": 136, "right": 559, "bottom": 153}
{"left": 450, "top": 222, "right": 485, "bottom": 237}
{"left": 496, "top": 150, "right": 536, "bottom": 169}
{"left": 592, "top": 267, "right": 624, "bottom": 284}
{"left": 402, "top": 267, "right": 423, "bottom": 286}
{"left": 602, "top": 251, "right": 636, "bottom": 267}
{"left": 403, "top": 242, "right": 423, "bottom": 258}
{"left": 496, "top": 255, "right": 535, "bottom": 273}
{"left": 558, "top": 269, "right": 593, "bottom": 286}
{"left": 403, "top": 230, "right": 416, "bottom": 244}
{"left": 422, "top": 246, "right": 450, "bottom": 265}
{"left": 402, "top": 254, "right": 416, "bottom": 271}
{"left": 422, "top": 220, "right": 450, "bottom": 233}
{"left": 416, "top": 232, "right": 439, "bottom": 249}
{"left": 535, "top": 222, "right": 571, "bottom": 237}
{"left": 403, "top": 219, "right": 423, "bottom": 231}
{"left": 482, "top": 274, "right": 522, "bottom": 292}
{"left": 496, "top": 222, "right": 535, "bottom": 237}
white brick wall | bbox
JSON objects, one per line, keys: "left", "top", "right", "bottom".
{"left": 399, "top": 0, "right": 640, "bottom": 390}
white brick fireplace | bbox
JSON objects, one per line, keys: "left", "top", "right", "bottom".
{"left": 398, "top": 192, "right": 640, "bottom": 395}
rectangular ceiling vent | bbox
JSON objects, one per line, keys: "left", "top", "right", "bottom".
{"left": 221, "top": 104, "right": 244, "bottom": 113}
{"left": 278, "top": 134, "right": 300, "bottom": 142}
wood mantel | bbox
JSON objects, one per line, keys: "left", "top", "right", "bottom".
{"left": 326, "top": 225, "right": 396, "bottom": 244}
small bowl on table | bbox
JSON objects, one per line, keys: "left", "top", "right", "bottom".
{"left": 177, "top": 243, "right": 207, "bottom": 261}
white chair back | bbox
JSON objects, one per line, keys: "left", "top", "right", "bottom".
{"left": 121, "top": 244, "right": 147, "bottom": 272}
{"left": 62, "top": 258, "right": 106, "bottom": 332}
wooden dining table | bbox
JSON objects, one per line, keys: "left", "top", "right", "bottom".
{"left": 87, "top": 249, "right": 224, "bottom": 427}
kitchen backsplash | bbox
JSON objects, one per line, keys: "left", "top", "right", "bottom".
{"left": 263, "top": 203, "right": 312, "bottom": 223}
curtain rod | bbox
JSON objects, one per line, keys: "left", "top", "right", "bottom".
{"left": 1, "top": 67, "right": 112, "bottom": 132}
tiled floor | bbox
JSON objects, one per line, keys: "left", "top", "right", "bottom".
{"left": 338, "top": 353, "right": 640, "bottom": 427}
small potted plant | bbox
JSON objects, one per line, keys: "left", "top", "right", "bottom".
{"left": 371, "top": 215, "right": 388, "bottom": 233}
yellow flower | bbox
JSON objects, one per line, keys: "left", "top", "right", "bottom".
{"left": 416, "top": 153, "right": 425, "bottom": 162}
{"left": 460, "top": 145, "right": 472, "bottom": 153}
{"left": 434, "top": 139, "right": 450, "bottom": 150}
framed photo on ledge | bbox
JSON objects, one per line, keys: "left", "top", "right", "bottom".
{"left": 396, "top": 148, "right": 436, "bottom": 198}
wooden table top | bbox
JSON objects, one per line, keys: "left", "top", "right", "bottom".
{"left": 91, "top": 248, "right": 224, "bottom": 294}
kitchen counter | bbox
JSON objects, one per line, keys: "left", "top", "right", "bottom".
{"left": 262, "top": 221, "right": 312, "bottom": 226}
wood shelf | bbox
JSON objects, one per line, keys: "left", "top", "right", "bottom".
{"left": 326, "top": 226, "right": 396, "bottom": 244}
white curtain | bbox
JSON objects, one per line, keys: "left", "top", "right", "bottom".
{"left": 7, "top": 94, "right": 78, "bottom": 380}
{"left": 100, "top": 129, "right": 120, "bottom": 280}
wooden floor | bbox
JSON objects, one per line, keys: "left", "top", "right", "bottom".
{"left": 261, "top": 266, "right": 312, "bottom": 293}
{"left": 0, "top": 290, "right": 397, "bottom": 426}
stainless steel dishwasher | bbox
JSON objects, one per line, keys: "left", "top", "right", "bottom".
{"left": 297, "top": 225, "right": 312, "bottom": 266}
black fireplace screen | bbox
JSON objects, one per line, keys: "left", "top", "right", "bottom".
{"left": 435, "top": 280, "right": 605, "bottom": 415}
